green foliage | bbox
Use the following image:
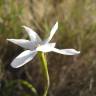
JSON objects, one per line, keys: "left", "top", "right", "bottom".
{"left": 0, "top": 0, "right": 23, "bottom": 38}
{"left": 1, "top": 80, "right": 37, "bottom": 96}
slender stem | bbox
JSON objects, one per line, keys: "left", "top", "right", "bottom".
{"left": 38, "top": 52, "right": 50, "bottom": 96}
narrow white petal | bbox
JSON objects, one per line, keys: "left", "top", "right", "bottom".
{"left": 7, "top": 39, "right": 37, "bottom": 50}
{"left": 11, "top": 50, "right": 37, "bottom": 68}
{"left": 22, "top": 26, "right": 42, "bottom": 43}
{"left": 45, "top": 21, "right": 58, "bottom": 43}
{"left": 36, "top": 43, "right": 56, "bottom": 52}
{"left": 52, "top": 48, "right": 80, "bottom": 55}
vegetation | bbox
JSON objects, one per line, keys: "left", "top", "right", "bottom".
{"left": 0, "top": 0, "right": 96, "bottom": 96}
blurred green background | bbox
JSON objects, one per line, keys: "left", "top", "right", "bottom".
{"left": 1, "top": 0, "right": 96, "bottom": 96}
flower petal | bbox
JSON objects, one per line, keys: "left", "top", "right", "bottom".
{"left": 45, "top": 21, "right": 58, "bottom": 43}
{"left": 7, "top": 39, "right": 36, "bottom": 50}
{"left": 22, "top": 26, "right": 42, "bottom": 43}
{"left": 52, "top": 48, "right": 80, "bottom": 55}
{"left": 36, "top": 43, "right": 56, "bottom": 52}
{"left": 11, "top": 50, "right": 37, "bottom": 68}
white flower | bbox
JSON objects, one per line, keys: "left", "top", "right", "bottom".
{"left": 7, "top": 22, "right": 80, "bottom": 68}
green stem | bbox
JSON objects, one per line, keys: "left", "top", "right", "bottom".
{"left": 38, "top": 52, "right": 50, "bottom": 96}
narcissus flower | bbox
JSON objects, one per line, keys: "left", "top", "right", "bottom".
{"left": 7, "top": 22, "right": 80, "bottom": 68}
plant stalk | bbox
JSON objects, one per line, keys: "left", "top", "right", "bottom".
{"left": 38, "top": 52, "right": 50, "bottom": 96}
